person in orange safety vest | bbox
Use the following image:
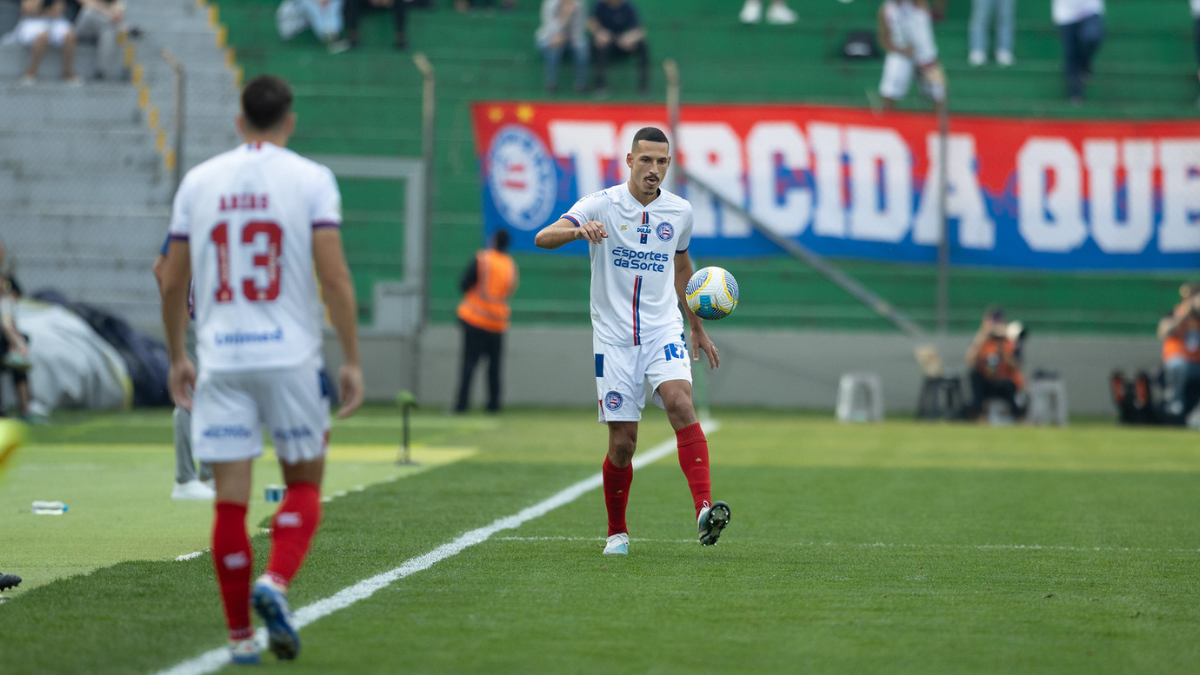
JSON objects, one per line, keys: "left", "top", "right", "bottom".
{"left": 1157, "top": 282, "right": 1200, "bottom": 420}
{"left": 454, "top": 230, "right": 518, "bottom": 413}
{"left": 964, "top": 305, "right": 1026, "bottom": 421}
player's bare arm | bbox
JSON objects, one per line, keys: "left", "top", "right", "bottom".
{"left": 159, "top": 240, "right": 196, "bottom": 410}
{"left": 314, "top": 228, "right": 364, "bottom": 419}
{"left": 534, "top": 217, "right": 608, "bottom": 248}
{"left": 674, "top": 252, "right": 719, "bottom": 369}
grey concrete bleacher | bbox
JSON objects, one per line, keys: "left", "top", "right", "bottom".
{"left": 1, "top": 0, "right": 239, "bottom": 328}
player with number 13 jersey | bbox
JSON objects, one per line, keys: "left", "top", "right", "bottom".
{"left": 158, "top": 75, "right": 362, "bottom": 666}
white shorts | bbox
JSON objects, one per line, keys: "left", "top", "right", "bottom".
{"left": 594, "top": 330, "right": 692, "bottom": 423}
{"left": 17, "top": 18, "right": 72, "bottom": 47}
{"left": 192, "top": 358, "right": 332, "bottom": 464}
{"left": 879, "top": 52, "right": 915, "bottom": 100}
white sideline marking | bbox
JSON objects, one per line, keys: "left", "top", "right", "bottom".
{"left": 154, "top": 420, "right": 718, "bottom": 675}
{"left": 499, "top": 538, "right": 1200, "bottom": 554}
{"left": 174, "top": 551, "right": 206, "bottom": 562}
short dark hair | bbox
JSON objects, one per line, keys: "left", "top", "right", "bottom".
{"left": 241, "top": 75, "right": 293, "bottom": 131}
{"left": 492, "top": 229, "right": 511, "bottom": 252}
{"left": 631, "top": 127, "right": 669, "bottom": 152}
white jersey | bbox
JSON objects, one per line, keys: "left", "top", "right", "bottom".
{"left": 1052, "top": 0, "right": 1104, "bottom": 25}
{"left": 563, "top": 184, "right": 693, "bottom": 347}
{"left": 167, "top": 141, "right": 342, "bottom": 373}
{"left": 882, "top": 0, "right": 938, "bottom": 66}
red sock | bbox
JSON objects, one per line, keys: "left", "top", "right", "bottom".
{"left": 264, "top": 481, "right": 322, "bottom": 589}
{"left": 212, "top": 501, "right": 253, "bottom": 640}
{"left": 602, "top": 456, "right": 633, "bottom": 537}
{"left": 676, "top": 423, "right": 712, "bottom": 518}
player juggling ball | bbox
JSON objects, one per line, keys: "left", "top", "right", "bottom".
{"left": 534, "top": 127, "right": 731, "bottom": 556}
{"left": 158, "top": 74, "right": 363, "bottom": 665}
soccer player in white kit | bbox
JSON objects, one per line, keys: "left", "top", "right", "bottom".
{"left": 534, "top": 127, "right": 730, "bottom": 556}
{"left": 877, "top": 0, "right": 947, "bottom": 114}
{"left": 157, "top": 75, "right": 363, "bottom": 665}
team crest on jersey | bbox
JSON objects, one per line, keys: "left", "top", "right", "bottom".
{"left": 486, "top": 126, "right": 557, "bottom": 231}
{"left": 656, "top": 222, "right": 674, "bottom": 242}
{"left": 604, "top": 390, "right": 624, "bottom": 411}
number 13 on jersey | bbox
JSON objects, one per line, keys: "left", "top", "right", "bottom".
{"left": 211, "top": 220, "right": 283, "bottom": 303}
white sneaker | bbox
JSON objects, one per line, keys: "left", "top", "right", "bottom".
{"left": 172, "top": 480, "right": 216, "bottom": 500}
{"left": 228, "top": 637, "right": 260, "bottom": 665}
{"left": 18, "top": 74, "right": 35, "bottom": 86}
{"left": 603, "top": 533, "right": 629, "bottom": 555}
{"left": 738, "top": 0, "right": 762, "bottom": 23}
{"left": 765, "top": 2, "right": 798, "bottom": 25}
{"left": 995, "top": 50, "right": 1014, "bottom": 67}
{"left": 968, "top": 50, "right": 986, "bottom": 67}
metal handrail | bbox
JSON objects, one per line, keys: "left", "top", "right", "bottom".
{"left": 160, "top": 47, "right": 185, "bottom": 195}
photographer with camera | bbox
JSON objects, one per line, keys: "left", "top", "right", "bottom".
{"left": 964, "top": 306, "right": 1026, "bottom": 422}
{"left": 1157, "top": 282, "right": 1200, "bottom": 422}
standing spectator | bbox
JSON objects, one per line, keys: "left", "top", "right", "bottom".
{"left": 17, "top": 0, "right": 79, "bottom": 85}
{"left": 454, "top": 230, "right": 518, "bottom": 414}
{"left": 737, "top": 0, "right": 797, "bottom": 25}
{"left": 877, "top": 0, "right": 946, "bottom": 114}
{"left": 1053, "top": 0, "right": 1104, "bottom": 105}
{"left": 295, "top": 0, "right": 345, "bottom": 51}
{"left": 964, "top": 306, "right": 1026, "bottom": 421}
{"left": 0, "top": 239, "right": 31, "bottom": 421}
{"left": 536, "top": 0, "right": 589, "bottom": 93}
{"left": 332, "top": 0, "right": 411, "bottom": 51}
{"left": 1157, "top": 282, "right": 1200, "bottom": 421}
{"left": 73, "top": 0, "right": 125, "bottom": 80}
{"left": 589, "top": 0, "right": 648, "bottom": 95}
{"left": 968, "top": 0, "right": 1015, "bottom": 66}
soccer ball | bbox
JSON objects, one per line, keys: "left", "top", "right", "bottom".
{"left": 0, "top": 419, "right": 28, "bottom": 479}
{"left": 685, "top": 267, "right": 739, "bottom": 320}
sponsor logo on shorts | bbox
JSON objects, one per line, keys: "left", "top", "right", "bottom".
{"left": 202, "top": 425, "right": 253, "bottom": 439}
{"left": 604, "top": 390, "right": 624, "bottom": 411}
{"left": 273, "top": 426, "right": 314, "bottom": 442}
{"left": 656, "top": 222, "right": 674, "bottom": 242}
{"left": 214, "top": 328, "right": 283, "bottom": 346}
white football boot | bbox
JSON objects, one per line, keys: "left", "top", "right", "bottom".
{"left": 603, "top": 533, "right": 629, "bottom": 555}
{"left": 697, "top": 501, "right": 732, "bottom": 546}
{"left": 739, "top": 0, "right": 763, "bottom": 23}
{"left": 172, "top": 480, "right": 216, "bottom": 501}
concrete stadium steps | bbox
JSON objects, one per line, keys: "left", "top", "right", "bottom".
{"left": 0, "top": 82, "right": 142, "bottom": 122}
{"left": 0, "top": 125, "right": 158, "bottom": 167}
{"left": 0, "top": 43, "right": 99, "bottom": 80}
{"left": 0, "top": 170, "right": 173, "bottom": 207}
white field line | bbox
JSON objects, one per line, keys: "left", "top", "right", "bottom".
{"left": 494, "top": 537, "right": 1200, "bottom": 555}
{"left": 155, "top": 420, "right": 718, "bottom": 675}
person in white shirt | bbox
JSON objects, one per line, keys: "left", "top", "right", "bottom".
{"left": 158, "top": 75, "right": 363, "bottom": 666}
{"left": 534, "top": 127, "right": 730, "bottom": 556}
{"left": 536, "top": 0, "right": 589, "bottom": 93}
{"left": 1052, "top": 0, "right": 1104, "bottom": 104}
{"left": 877, "top": 0, "right": 947, "bottom": 113}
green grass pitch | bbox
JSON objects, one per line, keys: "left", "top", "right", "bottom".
{"left": 2, "top": 407, "right": 1200, "bottom": 674}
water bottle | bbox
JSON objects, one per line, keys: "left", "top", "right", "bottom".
{"left": 31, "top": 500, "right": 68, "bottom": 515}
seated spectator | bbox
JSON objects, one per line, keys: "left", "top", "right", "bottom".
{"left": 964, "top": 306, "right": 1026, "bottom": 421}
{"left": 1157, "top": 282, "right": 1200, "bottom": 420}
{"left": 968, "top": 0, "right": 1014, "bottom": 67}
{"left": 295, "top": 0, "right": 345, "bottom": 51}
{"left": 332, "top": 0, "right": 411, "bottom": 52}
{"left": 876, "top": 0, "right": 946, "bottom": 114}
{"left": 17, "top": 0, "right": 79, "bottom": 85}
{"left": 536, "top": 0, "right": 588, "bottom": 93}
{"left": 0, "top": 239, "right": 31, "bottom": 420}
{"left": 588, "top": 0, "right": 647, "bottom": 95}
{"left": 1052, "top": 0, "right": 1104, "bottom": 105}
{"left": 74, "top": 0, "right": 125, "bottom": 81}
{"left": 737, "top": 0, "right": 797, "bottom": 25}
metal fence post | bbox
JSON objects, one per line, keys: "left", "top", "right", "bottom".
{"left": 412, "top": 52, "right": 435, "bottom": 397}
{"left": 161, "top": 48, "right": 185, "bottom": 195}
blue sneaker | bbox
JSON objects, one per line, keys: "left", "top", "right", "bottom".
{"left": 603, "top": 533, "right": 629, "bottom": 555}
{"left": 228, "top": 638, "right": 260, "bottom": 665}
{"left": 697, "top": 501, "right": 731, "bottom": 546}
{"left": 252, "top": 577, "right": 300, "bottom": 660}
